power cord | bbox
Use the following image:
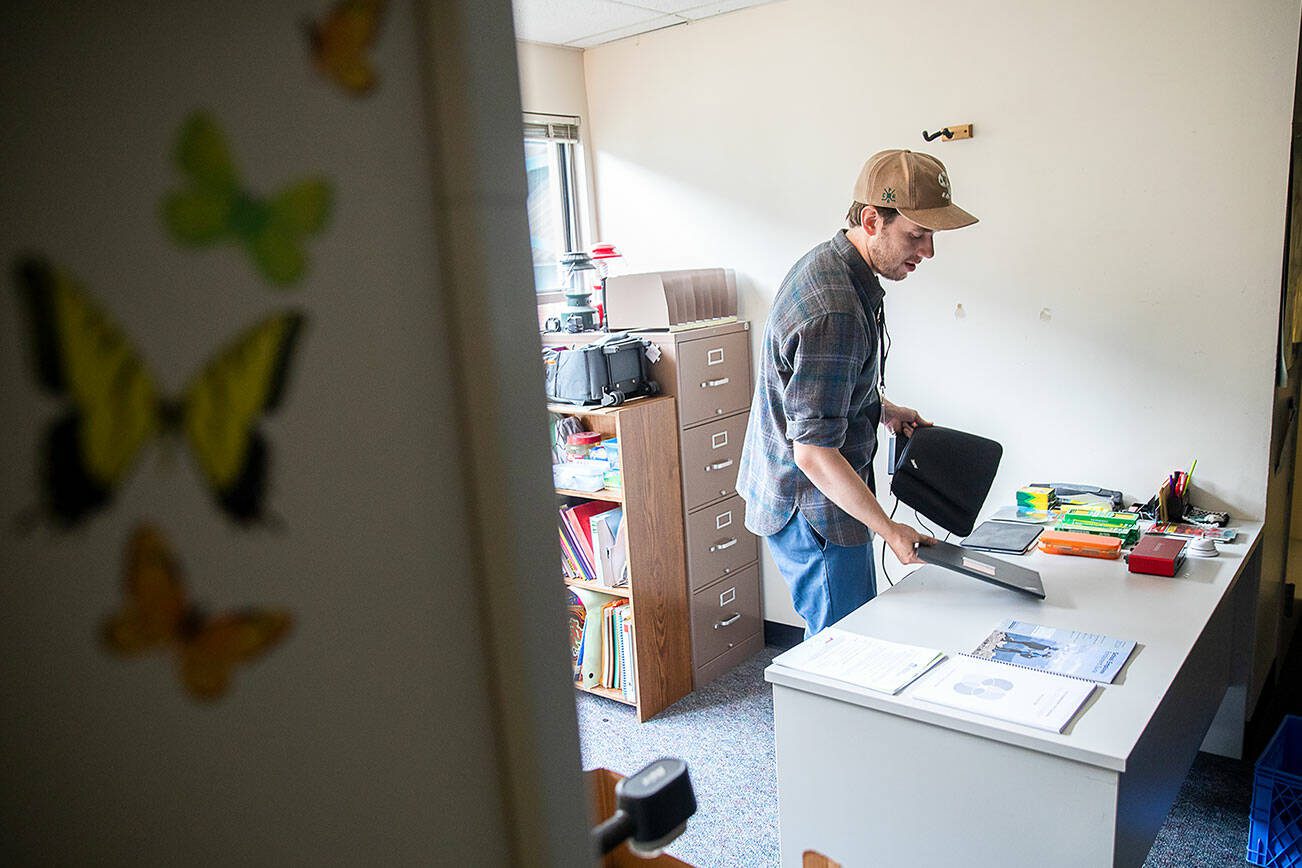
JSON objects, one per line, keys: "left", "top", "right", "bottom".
{"left": 881, "top": 499, "right": 901, "bottom": 587}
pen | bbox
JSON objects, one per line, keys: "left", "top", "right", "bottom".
{"left": 1185, "top": 459, "right": 1197, "bottom": 494}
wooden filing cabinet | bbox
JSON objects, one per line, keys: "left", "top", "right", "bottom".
{"left": 632, "top": 321, "right": 763, "bottom": 687}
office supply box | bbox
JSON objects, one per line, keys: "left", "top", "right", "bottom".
{"left": 1128, "top": 534, "right": 1186, "bottom": 577}
{"left": 1038, "top": 529, "right": 1123, "bottom": 560}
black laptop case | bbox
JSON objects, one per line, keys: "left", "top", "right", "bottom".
{"left": 889, "top": 426, "right": 1003, "bottom": 537}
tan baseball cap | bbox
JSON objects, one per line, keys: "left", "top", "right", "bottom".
{"left": 852, "top": 149, "right": 978, "bottom": 231}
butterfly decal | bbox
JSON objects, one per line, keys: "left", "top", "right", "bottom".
{"left": 162, "top": 111, "right": 332, "bottom": 287}
{"left": 305, "top": 0, "right": 386, "bottom": 96}
{"left": 103, "top": 524, "right": 293, "bottom": 701}
{"left": 14, "top": 256, "right": 306, "bottom": 528}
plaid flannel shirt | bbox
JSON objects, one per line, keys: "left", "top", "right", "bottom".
{"left": 737, "top": 230, "right": 885, "bottom": 547}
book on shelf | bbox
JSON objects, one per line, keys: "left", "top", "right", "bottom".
{"left": 559, "top": 500, "right": 620, "bottom": 581}
{"left": 619, "top": 607, "right": 636, "bottom": 701}
{"left": 911, "top": 656, "right": 1095, "bottom": 733}
{"left": 968, "top": 619, "right": 1136, "bottom": 684}
{"left": 566, "top": 589, "right": 585, "bottom": 684}
{"left": 772, "top": 627, "right": 946, "bottom": 695}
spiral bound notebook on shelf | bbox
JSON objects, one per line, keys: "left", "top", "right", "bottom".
{"left": 966, "top": 619, "right": 1136, "bottom": 684}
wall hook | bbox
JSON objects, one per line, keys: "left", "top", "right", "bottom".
{"left": 921, "top": 124, "right": 973, "bottom": 143}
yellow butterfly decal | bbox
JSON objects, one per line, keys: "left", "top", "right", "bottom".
{"left": 14, "top": 256, "right": 305, "bottom": 528}
{"left": 305, "top": 0, "right": 386, "bottom": 96}
{"left": 103, "top": 524, "right": 293, "bottom": 701}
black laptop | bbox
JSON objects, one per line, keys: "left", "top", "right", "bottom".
{"left": 915, "top": 540, "right": 1046, "bottom": 599}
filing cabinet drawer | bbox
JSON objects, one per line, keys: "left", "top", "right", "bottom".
{"left": 685, "top": 495, "right": 758, "bottom": 591}
{"left": 681, "top": 413, "right": 747, "bottom": 511}
{"left": 690, "top": 564, "right": 761, "bottom": 668}
{"left": 676, "top": 330, "right": 752, "bottom": 427}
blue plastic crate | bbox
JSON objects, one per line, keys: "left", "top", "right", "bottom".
{"left": 1249, "top": 715, "right": 1302, "bottom": 867}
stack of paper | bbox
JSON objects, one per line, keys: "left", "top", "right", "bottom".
{"left": 773, "top": 628, "right": 946, "bottom": 695}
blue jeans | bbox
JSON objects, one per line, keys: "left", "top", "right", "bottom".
{"left": 766, "top": 511, "right": 877, "bottom": 637}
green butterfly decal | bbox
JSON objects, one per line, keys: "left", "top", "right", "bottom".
{"left": 163, "top": 111, "right": 332, "bottom": 287}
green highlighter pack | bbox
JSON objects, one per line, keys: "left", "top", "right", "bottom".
{"left": 1055, "top": 512, "right": 1141, "bottom": 546}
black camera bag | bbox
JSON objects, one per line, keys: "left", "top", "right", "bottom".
{"left": 543, "top": 334, "right": 660, "bottom": 407}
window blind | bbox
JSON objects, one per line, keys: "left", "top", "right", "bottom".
{"left": 523, "top": 113, "right": 580, "bottom": 143}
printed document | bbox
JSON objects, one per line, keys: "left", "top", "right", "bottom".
{"left": 911, "top": 656, "right": 1095, "bottom": 733}
{"left": 773, "top": 627, "right": 945, "bottom": 695}
{"left": 969, "top": 619, "right": 1136, "bottom": 683}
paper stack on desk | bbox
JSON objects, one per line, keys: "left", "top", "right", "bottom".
{"left": 774, "top": 627, "right": 945, "bottom": 695}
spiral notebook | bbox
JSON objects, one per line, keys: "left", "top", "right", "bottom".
{"left": 967, "top": 619, "right": 1136, "bottom": 684}
{"left": 911, "top": 656, "right": 1095, "bottom": 733}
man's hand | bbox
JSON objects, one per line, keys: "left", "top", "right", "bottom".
{"left": 882, "top": 399, "right": 932, "bottom": 437}
{"left": 882, "top": 521, "right": 936, "bottom": 565}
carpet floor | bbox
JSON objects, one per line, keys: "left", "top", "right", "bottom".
{"left": 577, "top": 645, "right": 1260, "bottom": 867}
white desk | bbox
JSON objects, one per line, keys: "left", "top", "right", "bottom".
{"left": 764, "top": 524, "right": 1263, "bottom": 868}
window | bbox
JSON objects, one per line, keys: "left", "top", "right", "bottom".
{"left": 524, "top": 114, "right": 583, "bottom": 293}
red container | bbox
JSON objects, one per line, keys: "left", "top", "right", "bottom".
{"left": 1128, "top": 534, "right": 1186, "bottom": 577}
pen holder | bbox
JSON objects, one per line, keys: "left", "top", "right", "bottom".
{"left": 1156, "top": 477, "right": 1187, "bottom": 522}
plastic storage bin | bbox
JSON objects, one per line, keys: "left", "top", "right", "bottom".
{"left": 1248, "top": 715, "right": 1302, "bottom": 867}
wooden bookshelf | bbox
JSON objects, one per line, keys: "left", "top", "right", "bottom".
{"left": 553, "top": 396, "right": 693, "bottom": 721}
{"left": 555, "top": 486, "right": 623, "bottom": 503}
{"left": 564, "top": 577, "right": 632, "bottom": 599}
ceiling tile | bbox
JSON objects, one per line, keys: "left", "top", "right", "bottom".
{"left": 514, "top": 0, "right": 666, "bottom": 46}
{"left": 605, "top": 0, "right": 712, "bottom": 12}
{"left": 564, "top": 13, "right": 682, "bottom": 47}
{"left": 675, "top": 0, "right": 777, "bottom": 20}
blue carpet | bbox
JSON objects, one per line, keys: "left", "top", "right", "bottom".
{"left": 578, "top": 645, "right": 1257, "bottom": 867}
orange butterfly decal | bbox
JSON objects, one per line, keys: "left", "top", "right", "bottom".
{"left": 305, "top": 0, "right": 386, "bottom": 96}
{"left": 103, "top": 524, "right": 293, "bottom": 701}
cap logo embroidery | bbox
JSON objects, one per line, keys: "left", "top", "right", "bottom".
{"left": 937, "top": 171, "right": 950, "bottom": 201}
{"left": 881, "top": 187, "right": 896, "bottom": 204}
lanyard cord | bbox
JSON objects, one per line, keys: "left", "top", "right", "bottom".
{"left": 877, "top": 306, "right": 891, "bottom": 397}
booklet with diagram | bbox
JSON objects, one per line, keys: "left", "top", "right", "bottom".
{"left": 967, "top": 619, "right": 1136, "bottom": 684}
{"left": 911, "top": 656, "right": 1095, "bottom": 733}
{"left": 773, "top": 627, "right": 946, "bottom": 695}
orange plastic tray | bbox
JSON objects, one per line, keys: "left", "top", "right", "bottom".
{"left": 1038, "top": 529, "right": 1122, "bottom": 559}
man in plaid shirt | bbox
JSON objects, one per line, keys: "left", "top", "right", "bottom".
{"left": 737, "top": 150, "right": 979, "bottom": 636}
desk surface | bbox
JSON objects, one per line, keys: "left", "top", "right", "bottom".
{"left": 765, "top": 523, "right": 1263, "bottom": 772}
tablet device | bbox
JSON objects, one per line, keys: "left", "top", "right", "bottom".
{"left": 915, "top": 540, "right": 1046, "bottom": 599}
{"left": 960, "top": 520, "right": 1043, "bottom": 555}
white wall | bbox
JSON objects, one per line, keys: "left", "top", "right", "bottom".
{"left": 517, "top": 40, "right": 600, "bottom": 241}
{"left": 583, "top": 0, "right": 1299, "bottom": 625}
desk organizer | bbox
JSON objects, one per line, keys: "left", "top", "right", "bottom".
{"left": 1249, "top": 714, "right": 1302, "bottom": 867}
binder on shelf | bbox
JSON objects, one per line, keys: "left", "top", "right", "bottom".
{"left": 574, "top": 587, "right": 614, "bottom": 688}
{"left": 592, "top": 507, "right": 630, "bottom": 586}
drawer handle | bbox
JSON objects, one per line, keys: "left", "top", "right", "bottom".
{"left": 709, "top": 537, "right": 738, "bottom": 552}
{"left": 705, "top": 459, "right": 733, "bottom": 472}
{"left": 700, "top": 377, "right": 730, "bottom": 388}
{"left": 715, "top": 613, "right": 742, "bottom": 629}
